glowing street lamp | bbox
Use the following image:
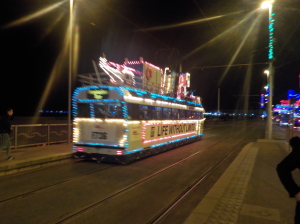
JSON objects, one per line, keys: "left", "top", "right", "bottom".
{"left": 261, "top": 1, "right": 274, "bottom": 9}
{"left": 261, "top": 1, "right": 275, "bottom": 139}
{"left": 264, "top": 69, "right": 270, "bottom": 76}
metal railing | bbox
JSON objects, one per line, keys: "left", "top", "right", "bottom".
{"left": 0, "top": 124, "right": 72, "bottom": 149}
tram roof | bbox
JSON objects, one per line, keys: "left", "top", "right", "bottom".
{"left": 74, "top": 85, "right": 203, "bottom": 108}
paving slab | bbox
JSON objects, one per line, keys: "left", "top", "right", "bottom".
{"left": 0, "top": 144, "right": 73, "bottom": 176}
{"left": 184, "top": 139, "right": 296, "bottom": 224}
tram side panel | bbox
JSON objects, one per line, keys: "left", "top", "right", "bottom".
{"left": 74, "top": 119, "right": 126, "bottom": 156}
{"left": 126, "top": 120, "right": 204, "bottom": 155}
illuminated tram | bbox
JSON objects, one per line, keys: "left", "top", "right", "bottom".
{"left": 72, "top": 57, "right": 205, "bottom": 163}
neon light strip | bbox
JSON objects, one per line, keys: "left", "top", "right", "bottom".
{"left": 73, "top": 127, "right": 79, "bottom": 142}
{"left": 268, "top": 5, "right": 274, "bottom": 60}
{"left": 146, "top": 120, "right": 200, "bottom": 124}
{"left": 124, "top": 134, "right": 203, "bottom": 154}
{"left": 121, "top": 86, "right": 203, "bottom": 107}
{"left": 124, "top": 148, "right": 144, "bottom": 154}
{"left": 76, "top": 142, "right": 121, "bottom": 147}
{"left": 90, "top": 104, "right": 95, "bottom": 118}
{"left": 150, "top": 134, "right": 203, "bottom": 148}
{"left": 107, "top": 61, "right": 143, "bottom": 75}
{"left": 75, "top": 118, "right": 123, "bottom": 121}
{"left": 78, "top": 99, "right": 123, "bottom": 103}
{"left": 124, "top": 60, "right": 163, "bottom": 73}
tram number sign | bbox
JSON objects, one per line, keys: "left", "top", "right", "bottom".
{"left": 92, "top": 132, "right": 107, "bottom": 140}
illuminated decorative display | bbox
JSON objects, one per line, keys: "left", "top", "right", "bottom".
{"left": 268, "top": 4, "right": 275, "bottom": 60}
{"left": 260, "top": 94, "right": 264, "bottom": 108}
{"left": 87, "top": 89, "right": 109, "bottom": 99}
{"left": 149, "top": 134, "right": 203, "bottom": 150}
{"left": 177, "top": 73, "right": 190, "bottom": 99}
{"left": 142, "top": 121, "right": 197, "bottom": 144}
{"left": 72, "top": 57, "right": 205, "bottom": 164}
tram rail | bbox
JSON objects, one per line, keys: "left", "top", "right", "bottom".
{"left": 47, "top": 138, "right": 237, "bottom": 224}
{"left": 0, "top": 163, "right": 116, "bottom": 204}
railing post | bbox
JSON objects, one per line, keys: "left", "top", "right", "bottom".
{"left": 48, "top": 124, "right": 50, "bottom": 145}
{"left": 14, "top": 126, "right": 18, "bottom": 150}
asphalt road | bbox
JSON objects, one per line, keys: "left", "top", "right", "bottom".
{"left": 0, "top": 119, "right": 280, "bottom": 224}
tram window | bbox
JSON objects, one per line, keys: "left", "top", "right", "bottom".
{"left": 77, "top": 103, "right": 91, "bottom": 118}
{"left": 94, "top": 103, "right": 107, "bottom": 118}
{"left": 139, "top": 105, "right": 151, "bottom": 120}
{"left": 190, "top": 111, "right": 198, "bottom": 119}
{"left": 152, "top": 107, "right": 162, "bottom": 119}
{"left": 196, "top": 112, "right": 203, "bottom": 119}
{"left": 162, "top": 107, "right": 171, "bottom": 119}
{"left": 199, "top": 112, "right": 203, "bottom": 119}
{"left": 178, "top": 109, "right": 185, "bottom": 119}
{"left": 172, "top": 109, "right": 179, "bottom": 119}
{"left": 186, "top": 110, "right": 193, "bottom": 119}
{"left": 127, "top": 103, "right": 140, "bottom": 120}
{"left": 107, "top": 103, "right": 123, "bottom": 118}
{"left": 193, "top": 111, "right": 199, "bottom": 119}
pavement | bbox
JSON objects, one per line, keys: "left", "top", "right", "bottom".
{"left": 0, "top": 123, "right": 298, "bottom": 223}
{"left": 0, "top": 144, "right": 73, "bottom": 176}
{"left": 183, "top": 139, "right": 296, "bottom": 224}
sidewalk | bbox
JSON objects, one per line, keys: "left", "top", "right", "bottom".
{"left": 0, "top": 144, "right": 73, "bottom": 176}
{"left": 184, "top": 139, "right": 297, "bottom": 224}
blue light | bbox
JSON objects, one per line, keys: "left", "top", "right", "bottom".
{"left": 76, "top": 142, "right": 121, "bottom": 147}
{"left": 90, "top": 104, "right": 95, "bottom": 118}
{"left": 123, "top": 134, "right": 203, "bottom": 155}
{"left": 150, "top": 134, "right": 203, "bottom": 148}
{"left": 124, "top": 148, "right": 144, "bottom": 154}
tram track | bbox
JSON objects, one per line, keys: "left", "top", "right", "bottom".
{"left": 148, "top": 141, "right": 240, "bottom": 224}
{"left": 0, "top": 164, "right": 117, "bottom": 204}
{"left": 149, "top": 120, "right": 264, "bottom": 224}
{"left": 48, "top": 137, "right": 241, "bottom": 224}
{"left": 48, "top": 121, "right": 261, "bottom": 224}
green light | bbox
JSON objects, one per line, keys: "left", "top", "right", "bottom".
{"left": 268, "top": 7, "right": 275, "bottom": 60}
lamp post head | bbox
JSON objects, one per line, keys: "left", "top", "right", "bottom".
{"left": 264, "top": 70, "right": 270, "bottom": 75}
{"left": 261, "top": 0, "right": 274, "bottom": 9}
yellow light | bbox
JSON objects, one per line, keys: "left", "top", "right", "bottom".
{"left": 125, "top": 121, "right": 140, "bottom": 124}
{"left": 264, "top": 70, "right": 270, "bottom": 75}
{"left": 105, "top": 119, "right": 125, "bottom": 122}
{"left": 261, "top": 1, "right": 274, "bottom": 9}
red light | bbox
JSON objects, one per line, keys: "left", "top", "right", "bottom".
{"left": 77, "top": 147, "right": 84, "bottom": 151}
{"left": 116, "top": 150, "right": 122, "bottom": 155}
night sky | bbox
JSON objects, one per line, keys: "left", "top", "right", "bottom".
{"left": 1, "top": 0, "right": 300, "bottom": 116}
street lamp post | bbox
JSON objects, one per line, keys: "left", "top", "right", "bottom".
{"left": 68, "top": 0, "right": 74, "bottom": 144}
{"left": 261, "top": 1, "right": 275, "bottom": 139}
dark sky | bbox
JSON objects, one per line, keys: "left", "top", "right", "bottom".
{"left": 1, "top": 0, "right": 300, "bottom": 116}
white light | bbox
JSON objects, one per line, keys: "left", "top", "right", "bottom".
{"left": 261, "top": 1, "right": 274, "bottom": 9}
{"left": 264, "top": 70, "right": 270, "bottom": 75}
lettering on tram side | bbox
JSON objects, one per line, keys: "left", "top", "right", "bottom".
{"left": 130, "top": 125, "right": 142, "bottom": 141}
{"left": 150, "top": 127, "right": 155, "bottom": 137}
{"left": 92, "top": 132, "right": 107, "bottom": 140}
{"left": 144, "top": 122, "right": 197, "bottom": 143}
